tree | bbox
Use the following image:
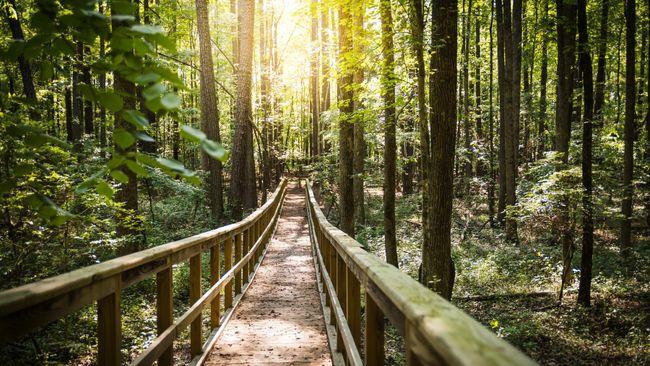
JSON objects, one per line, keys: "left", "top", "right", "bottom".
{"left": 310, "top": 0, "right": 319, "bottom": 158}
{"left": 353, "top": 2, "right": 366, "bottom": 228}
{"left": 195, "top": 0, "right": 224, "bottom": 221}
{"left": 620, "top": 0, "right": 636, "bottom": 252}
{"left": 380, "top": 0, "right": 398, "bottom": 267}
{"left": 577, "top": 0, "right": 594, "bottom": 307}
{"left": 230, "top": 0, "right": 257, "bottom": 219}
{"left": 593, "top": 0, "right": 609, "bottom": 121}
{"left": 338, "top": 0, "right": 355, "bottom": 237}
{"left": 537, "top": 0, "right": 549, "bottom": 159}
{"left": 423, "top": 0, "right": 457, "bottom": 300}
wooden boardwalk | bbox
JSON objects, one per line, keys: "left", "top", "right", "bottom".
{"left": 204, "top": 183, "right": 332, "bottom": 365}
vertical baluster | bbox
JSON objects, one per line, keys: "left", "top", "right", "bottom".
{"left": 242, "top": 228, "right": 249, "bottom": 284}
{"left": 224, "top": 234, "right": 233, "bottom": 309}
{"left": 364, "top": 292, "right": 384, "bottom": 366}
{"left": 235, "top": 231, "right": 242, "bottom": 294}
{"left": 336, "top": 253, "right": 346, "bottom": 351}
{"left": 406, "top": 321, "right": 424, "bottom": 366}
{"left": 347, "top": 267, "right": 361, "bottom": 347}
{"left": 156, "top": 267, "right": 173, "bottom": 366}
{"left": 98, "top": 283, "right": 121, "bottom": 366}
{"left": 189, "top": 254, "right": 202, "bottom": 356}
{"left": 210, "top": 239, "right": 221, "bottom": 328}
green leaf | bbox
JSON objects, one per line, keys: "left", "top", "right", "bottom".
{"left": 107, "top": 155, "right": 126, "bottom": 169}
{"left": 126, "top": 160, "right": 149, "bottom": 177}
{"left": 142, "top": 83, "right": 165, "bottom": 101}
{"left": 134, "top": 131, "right": 155, "bottom": 142}
{"left": 113, "top": 129, "right": 136, "bottom": 149}
{"left": 0, "top": 180, "right": 15, "bottom": 195}
{"left": 96, "top": 180, "right": 114, "bottom": 198}
{"left": 180, "top": 125, "right": 206, "bottom": 143}
{"left": 137, "top": 153, "right": 159, "bottom": 167}
{"left": 135, "top": 72, "right": 161, "bottom": 85}
{"left": 145, "top": 97, "right": 163, "bottom": 113}
{"left": 39, "top": 61, "right": 54, "bottom": 81}
{"left": 122, "top": 110, "right": 150, "bottom": 130}
{"left": 160, "top": 93, "right": 181, "bottom": 110}
{"left": 201, "top": 139, "right": 228, "bottom": 161}
{"left": 156, "top": 157, "right": 185, "bottom": 172}
{"left": 131, "top": 24, "right": 164, "bottom": 35}
{"left": 110, "top": 169, "right": 130, "bottom": 183}
{"left": 97, "top": 91, "right": 123, "bottom": 112}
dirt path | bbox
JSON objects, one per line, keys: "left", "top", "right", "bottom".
{"left": 204, "top": 182, "right": 332, "bottom": 365}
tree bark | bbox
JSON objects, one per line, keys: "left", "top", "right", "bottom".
{"left": 338, "top": 1, "right": 355, "bottom": 237}
{"left": 230, "top": 0, "right": 256, "bottom": 219}
{"left": 577, "top": 0, "right": 594, "bottom": 307}
{"left": 423, "top": 0, "right": 457, "bottom": 300}
{"left": 310, "top": 0, "right": 320, "bottom": 158}
{"left": 621, "top": 0, "right": 636, "bottom": 252}
{"left": 537, "top": 0, "right": 549, "bottom": 159}
{"left": 195, "top": 0, "right": 224, "bottom": 221}
{"left": 380, "top": 0, "right": 398, "bottom": 267}
{"left": 4, "top": 0, "right": 36, "bottom": 103}
{"left": 593, "top": 0, "right": 609, "bottom": 123}
{"left": 353, "top": 3, "right": 366, "bottom": 227}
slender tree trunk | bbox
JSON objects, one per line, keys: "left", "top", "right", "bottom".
{"left": 496, "top": 0, "right": 507, "bottom": 223}
{"left": 462, "top": 0, "right": 472, "bottom": 184}
{"left": 577, "top": 0, "right": 594, "bottom": 307}
{"left": 621, "top": 0, "right": 636, "bottom": 253}
{"left": 4, "top": 0, "right": 36, "bottom": 103}
{"left": 423, "top": 0, "right": 457, "bottom": 300}
{"left": 321, "top": 3, "right": 331, "bottom": 154}
{"left": 260, "top": 0, "right": 271, "bottom": 198}
{"left": 72, "top": 41, "right": 84, "bottom": 145}
{"left": 537, "top": 0, "right": 549, "bottom": 159}
{"left": 81, "top": 45, "right": 94, "bottom": 136}
{"left": 310, "top": 0, "right": 320, "bottom": 159}
{"left": 338, "top": 1, "right": 355, "bottom": 237}
{"left": 380, "top": 0, "right": 398, "bottom": 267}
{"left": 112, "top": 0, "right": 140, "bottom": 254}
{"left": 475, "top": 10, "right": 482, "bottom": 143}
{"left": 195, "top": 0, "right": 224, "bottom": 221}
{"left": 593, "top": 0, "right": 609, "bottom": 123}
{"left": 353, "top": 3, "right": 366, "bottom": 227}
{"left": 488, "top": 1, "right": 496, "bottom": 226}
{"left": 646, "top": 0, "right": 650, "bottom": 228}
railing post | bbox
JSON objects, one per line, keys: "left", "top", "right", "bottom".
{"left": 189, "top": 254, "right": 202, "bottom": 356}
{"left": 224, "top": 234, "right": 233, "bottom": 309}
{"left": 347, "top": 267, "right": 361, "bottom": 347}
{"left": 97, "top": 278, "right": 121, "bottom": 366}
{"left": 235, "top": 231, "right": 242, "bottom": 294}
{"left": 210, "top": 239, "right": 221, "bottom": 328}
{"left": 406, "top": 322, "right": 424, "bottom": 366}
{"left": 156, "top": 267, "right": 173, "bottom": 366}
{"left": 364, "top": 292, "right": 384, "bottom": 366}
{"left": 336, "top": 253, "right": 346, "bottom": 351}
{"left": 242, "top": 228, "right": 249, "bottom": 284}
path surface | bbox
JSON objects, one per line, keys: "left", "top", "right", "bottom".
{"left": 205, "top": 183, "right": 332, "bottom": 365}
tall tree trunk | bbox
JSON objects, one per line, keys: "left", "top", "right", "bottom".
{"left": 112, "top": 1, "right": 140, "bottom": 254}
{"left": 353, "top": 3, "right": 366, "bottom": 227}
{"left": 3, "top": 0, "right": 36, "bottom": 103}
{"left": 462, "top": 0, "right": 473, "bottom": 184}
{"left": 537, "top": 0, "right": 549, "bottom": 159}
{"left": 475, "top": 10, "right": 483, "bottom": 143}
{"left": 646, "top": 0, "right": 650, "bottom": 229}
{"left": 555, "top": 0, "right": 577, "bottom": 301}
{"left": 380, "top": 0, "right": 397, "bottom": 267}
{"left": 321, "top": 3, "right": 331, "bottom": 154}
{"left": 81, "top": 45, "right": 94, "bottom": 136}
{"left": 496, "top": 0, "right": 507, "bottom": 223}
{"left": 577, "top": 0, "right": 594, "bottom": 307}
{"left": 409, "top": 0, "right": 431, "bottom": 282}
{"left": 488, "top": 1, "right": 496, "bottom": 226}
{"left": 72, "top": 41, "right": 84, "bottom": 145}
{"left": 195, "top": 0, "right": 224, "bottom": 221}
{"left": 423, "top": 0, "right": 457, "bottom": 300}
{"left": 230, "top": 0, "right": 256, "bottom": 219}
{"left": 140, "top": 0, "right": 157, "bottom": 154}
{"left": 620, "top": 0, "right": 636, "bottom": 253}
{"left": 260, "top": 0, "right": 271, "bottom": 198}
{"left": 593, "top": 0, "right": 609, "bottom": 123}
{"left": 338, "top": 1, "right": 355, "bottom": 237}
{"left": 310, "top": 0, "right": 320, "bottom": 158}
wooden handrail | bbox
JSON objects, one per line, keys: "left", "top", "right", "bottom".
{"left": 0, "top": 178, "right": 288, "bottom": 366}
{"left": 304, "top": 181, "right": 537, "bottom": 366}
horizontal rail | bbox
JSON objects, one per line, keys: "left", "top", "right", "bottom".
{"left": 306, "top": 192, "right": 362, "bottom": 366}
{"left": 305, "top": 181, "right": 536, "bottom": 366}
{"left": 0, "top": 179, "right": 288, "bottom": 366}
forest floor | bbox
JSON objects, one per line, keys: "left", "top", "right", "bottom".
{"left": 345, "top": 184, "right": 650, "bottom": 366}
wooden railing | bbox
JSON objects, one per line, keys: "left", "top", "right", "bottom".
{"left": 0, "top": 179, "right": 288, "bottom": 366}
{"left": 305, "top": 181, "right": 537, "bottom": 366}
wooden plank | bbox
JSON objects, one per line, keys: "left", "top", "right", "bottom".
{"left": 156, "top": 267, "right": 173, "bottom": 366}
{"left": 189, "top": 254, "right": 202, "bottom": 356}
{"left": 97, "top": 284, "right": 121, "bottom": 366}
{"left": 242, "top": 229, "right": 249, "bottom": 284}
{"left": 365, "top": 292, "right": 384, "bottom": 366}
{"left": 336, "top": 253, "right": 346, "bottom": 351}
{"left": 224, "top": 235, "right": 233, "bottom": 310}
{"left": 210, "top": 239, "right": 221, "bottom": 329}
{"left": 347, "top": 267, "right": 361, "bottom": 347}
{"left": 235, "top": 232, "right": 242, "bottom": 294}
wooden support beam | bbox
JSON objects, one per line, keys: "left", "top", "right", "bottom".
{"left": 336, "top": 254, "right": 346, "bottom": 351}
{"left": 235, "top": 232, "right": 242, "bottom": 294}
{"left": 347, "top": 268, "right": 361, "bottom": 347}
{"left": 224, "top": 235, "right": 233, "bottom": 309}
{"left": 156, "top": 267, "right": 173, "bottom": 366}
{"left": 364, "top": 292, "right": 384, "bottom": 366}
{"left": 189, "top": 254, "right": 202, "bottom": 356}
{"left": 210, "top": 239, "right": 221, "bottom": 329}
{"left": 97, "top": 283, "right": 121, "bottom": 366}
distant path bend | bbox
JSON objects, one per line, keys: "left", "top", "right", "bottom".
{"left": 204, "top": 182, "right": 333, "bottom": 365}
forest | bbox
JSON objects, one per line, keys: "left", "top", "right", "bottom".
{"left": 0, "top": 0, "right": 648, "bottom": 364}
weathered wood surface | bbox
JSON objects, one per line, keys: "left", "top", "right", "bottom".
{"left": 204, "top": 183, "right": 332, "bottom": 366}
{"left": 305, "top": 181, "right": 537, "bottom": 366}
